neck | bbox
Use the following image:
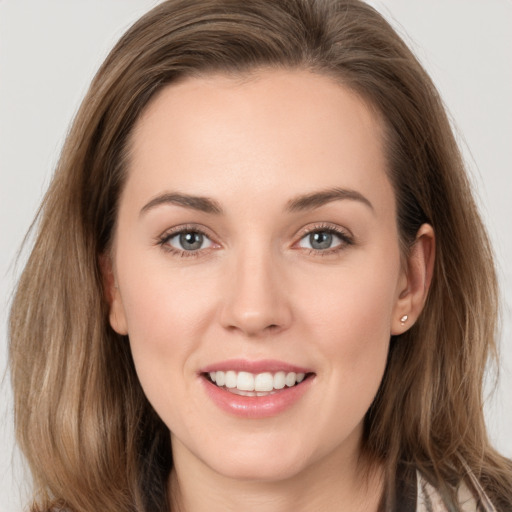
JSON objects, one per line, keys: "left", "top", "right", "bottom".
{"left": 168, "top": 437, "right": 384, "bottom": 512}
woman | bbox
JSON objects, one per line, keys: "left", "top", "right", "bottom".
{"left": 8, "top": 0, "right": 512, "bottom": 510}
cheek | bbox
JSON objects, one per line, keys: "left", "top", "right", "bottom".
{"left": 297, "top": 254, "right": 400, "bottom": 348}
{"left": 115, "top": 258, "right": 218, "bottom": 412}
{"left": 294, "top": 250, "right": 400, "bottom": 404}
{"left": 119, "top": 255, "right": 215, "bottom": 341}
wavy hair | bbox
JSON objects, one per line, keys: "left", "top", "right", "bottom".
{"left": 9, "top": 0, "right": 512, "bottom": 510}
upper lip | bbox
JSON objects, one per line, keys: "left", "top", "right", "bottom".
{"left": 199, "top": 359, "right": 312, "bottom": 375}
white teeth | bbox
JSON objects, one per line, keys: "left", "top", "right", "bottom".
{"left": 225, "top": 371, "right": 237, "bottom": 388}
{"left": 215, "top": 371, "right": 225, "bottom": 386}
{"left": 254, "top": 372, "right": 274, "bottom": 392}
{"left": 237, "top": 372, "right": 255, "bottom": 391}
{"left": 274, "top": 371, "right": 286, "bottom": 390}
{"left": 207, "top": 370, "right": 307, "bottom": 392}
{"left": 285, "top": 372, "right": 296, "bottom": 387}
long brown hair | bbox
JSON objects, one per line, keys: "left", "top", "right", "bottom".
{"left": 9, "top": 1, "right": 512, "bottom": 510}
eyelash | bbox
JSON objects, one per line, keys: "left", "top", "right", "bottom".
{"left": 156, "top": 223, "right": 354, "bottom": 258}
{"left": 295, "top": 223, "right": 354, "bottom": 256}
{"left": 156, "top": 224, "right": 214, "bottom": 258}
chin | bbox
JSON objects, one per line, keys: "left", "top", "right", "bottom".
{"left": 197, "top": 430, "right": 330, "bottom": 483}
{"left": 208, "top": 452, "right": 308, "bottom": 483}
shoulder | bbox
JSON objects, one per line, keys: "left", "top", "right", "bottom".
{"left": 416, "top": 471, "right": 497, "bottom": 512}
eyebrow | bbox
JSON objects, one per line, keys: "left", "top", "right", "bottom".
{"left": 139, "top": 187, "right": 373, "bottom": 217}
{"left": 140, "top": 192, "right": 223, "bottom": 216}
{"left": 286, "top": 187, "right": 374, "bottom": 213}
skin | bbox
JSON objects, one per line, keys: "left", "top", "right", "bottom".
{"left": 106, "top": 69, "right": 434, "bottom": 512}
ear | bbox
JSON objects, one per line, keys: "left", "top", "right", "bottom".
{"left": 99, "top": 253, "right": 128, "bottom": 335}
{"left": 391, "top": 223, "right": 435, "bottom": 335}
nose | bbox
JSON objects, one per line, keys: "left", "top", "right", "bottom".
{"left": 219, "top": 247, "right": 293, "bottom": 337}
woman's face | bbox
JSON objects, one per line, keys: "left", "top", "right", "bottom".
{"left": 108, "top": 70, "right": 412, "bottom": 481}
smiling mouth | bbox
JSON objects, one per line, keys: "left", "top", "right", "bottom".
{"left": 204, "top": 370, "right": 313, "bottom": 397}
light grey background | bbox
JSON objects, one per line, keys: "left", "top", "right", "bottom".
{"left": 1, "top": 1, "right": 510, "bottom": 510}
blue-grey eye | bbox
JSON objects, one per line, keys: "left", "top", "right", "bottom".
{"left": 168, "top": 231, "right": 212, "bottom": 251}
{"left": 298, "top": 230, "right": 344, "bottom": 250}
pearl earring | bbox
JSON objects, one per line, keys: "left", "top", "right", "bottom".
{"left": 400, "top": 315, "right": 408, "bottom": 325}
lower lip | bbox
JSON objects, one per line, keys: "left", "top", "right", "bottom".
{"left": 201, "top": 375, "right": 314, "bottom": 419}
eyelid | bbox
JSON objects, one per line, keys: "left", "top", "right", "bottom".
{"left": 295, "top": 222, "right": 354, "bottom": 240}
{"left": 155, "top": 223, "right": 220, "bottom": 256}
{"left": 293, "top": 222, "right": 354, "bottom": 252}
{"left": 155, "top": 222, "right": 353, "bottom": 257}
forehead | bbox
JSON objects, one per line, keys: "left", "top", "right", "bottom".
{"left": 124, "top": 69, "right": 393, "bottom": 216}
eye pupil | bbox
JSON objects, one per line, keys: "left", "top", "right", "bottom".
{"left": 179, "top": 232, "right": 203, "bottom": 250}
{"left": 310, "top": 231, "right": 333, "bottom": 250}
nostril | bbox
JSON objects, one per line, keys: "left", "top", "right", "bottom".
{"left": 219, "top": 293, "right": 293, "bottom": 336}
